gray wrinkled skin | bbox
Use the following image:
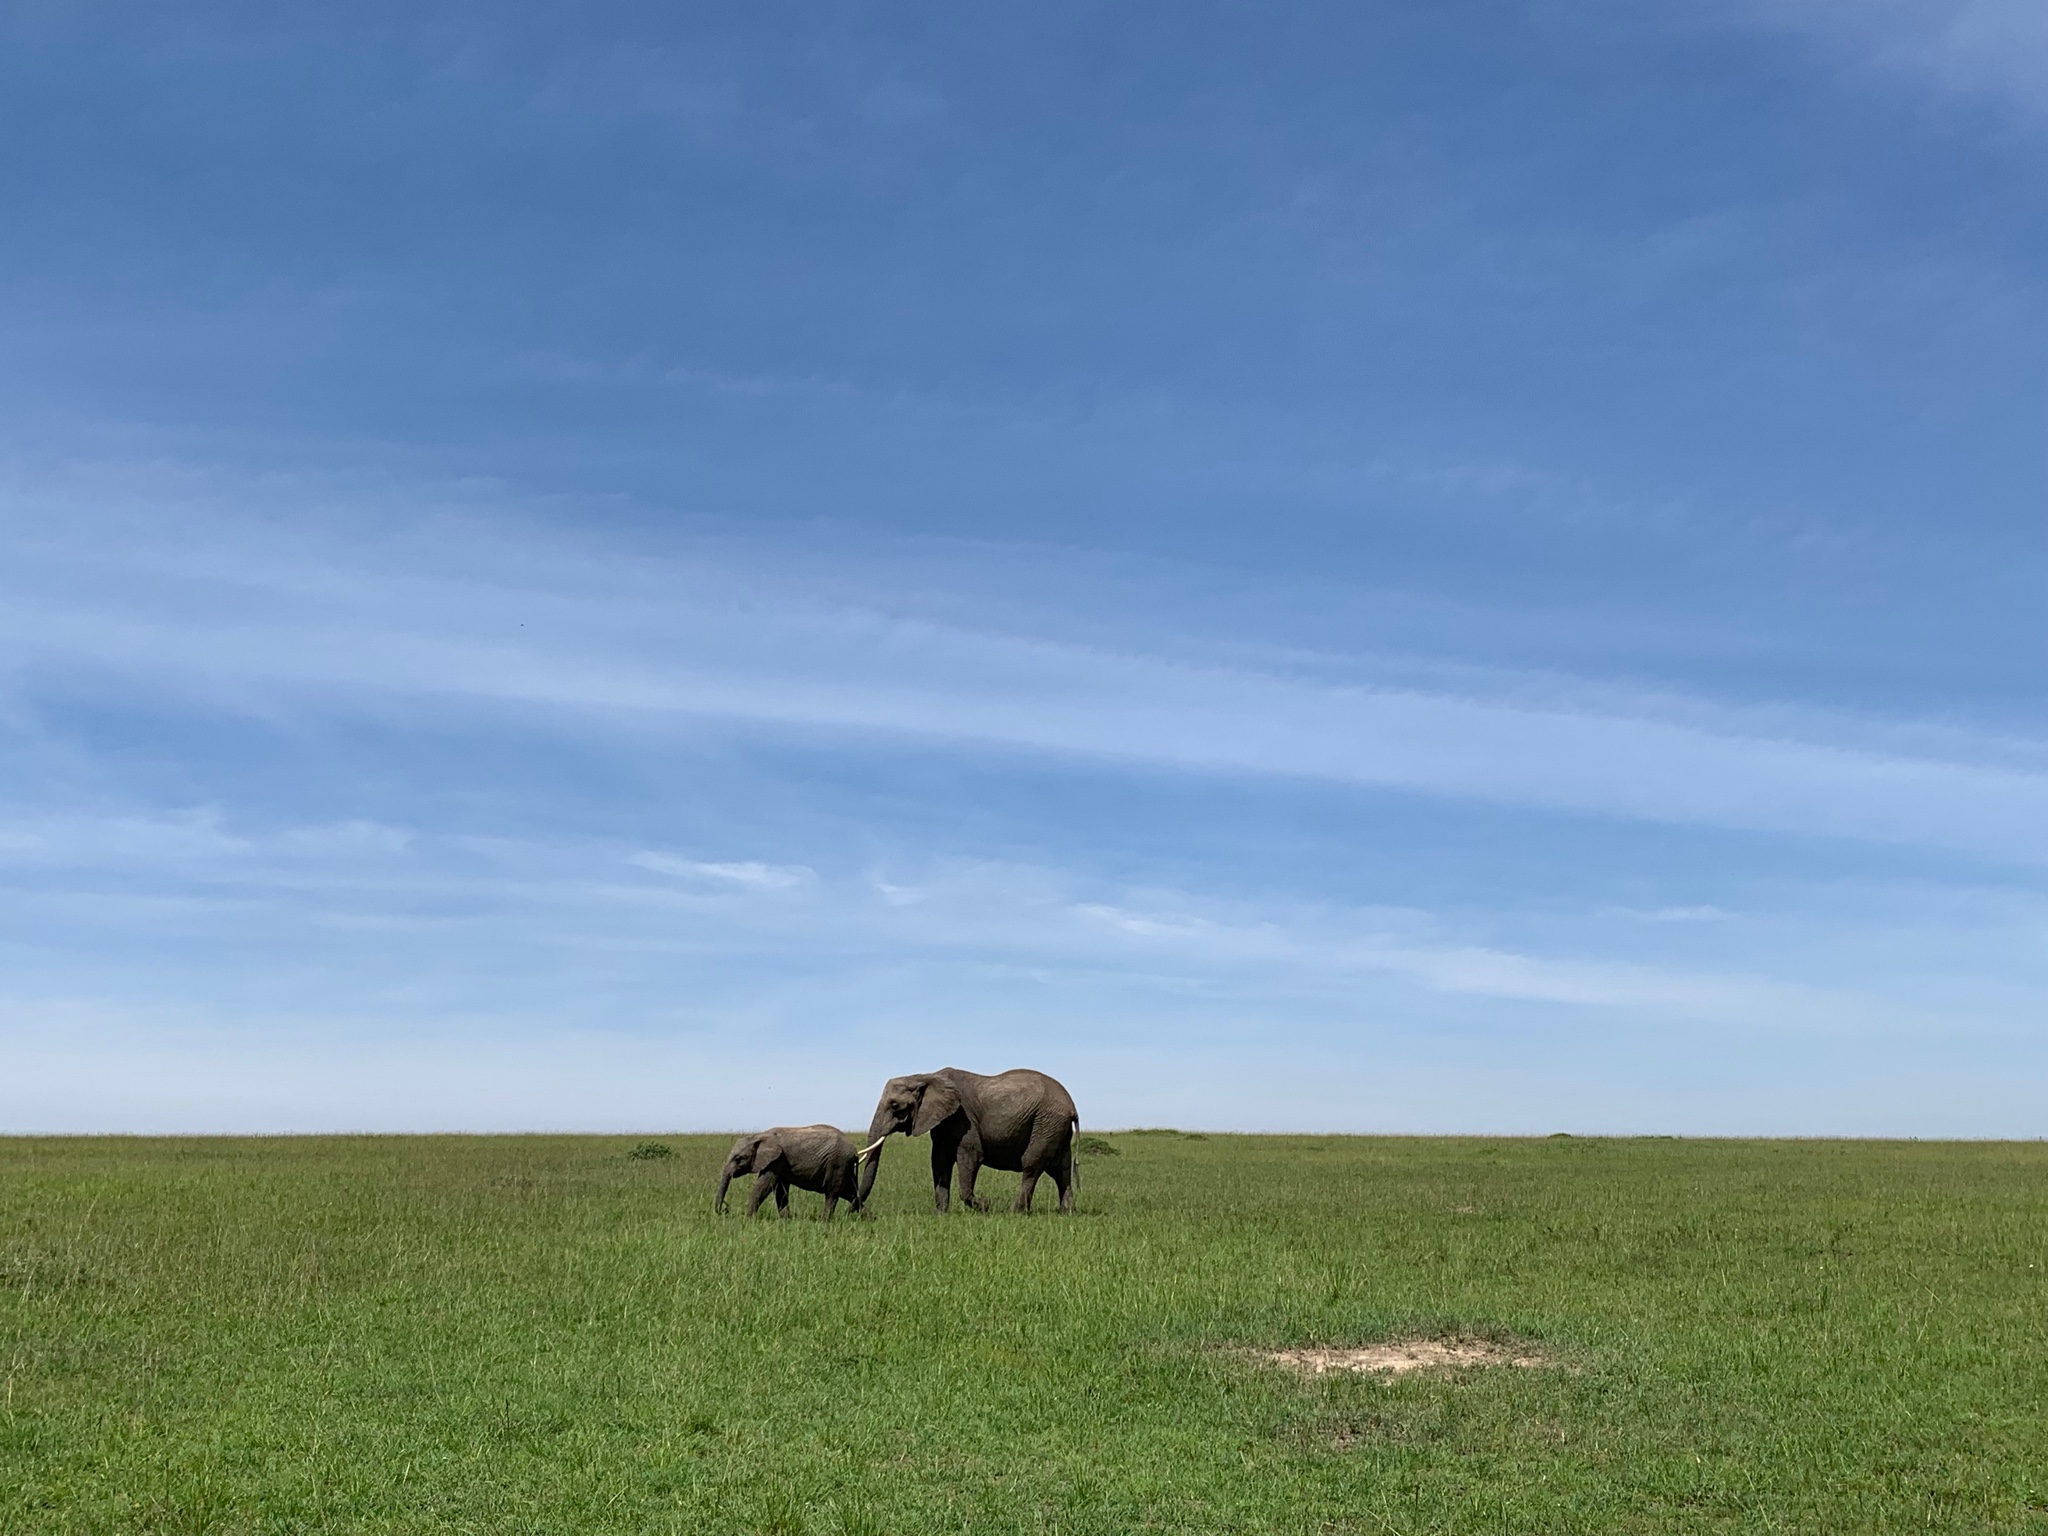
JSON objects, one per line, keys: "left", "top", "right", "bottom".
{"left": 715, "top": 1124, "right": 864, "bottom": 1219}
{"left": 859, "top": 1067, "right": 1079, "bottom": 1214}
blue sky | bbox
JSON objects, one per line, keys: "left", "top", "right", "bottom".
{"left": 1, "top": 1, "right": 2042, "bottom": 1134}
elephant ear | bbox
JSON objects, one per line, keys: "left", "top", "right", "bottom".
{"left": 910, "top": 1076, "right": 963, "bottom": 1137}
{"left": 752, "top": 1133, "right": 786, "bottom": 1171}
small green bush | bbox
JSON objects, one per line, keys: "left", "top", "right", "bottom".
{"left": 626, "top": 1141, "right": 675, "bottom": 1161}
{"left": 1077, "top": 1136, "right": 1120, "bottom": 1158}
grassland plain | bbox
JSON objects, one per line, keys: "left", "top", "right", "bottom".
{"left": 3, "top": 1133, "right": 2046, "bottom": 1535}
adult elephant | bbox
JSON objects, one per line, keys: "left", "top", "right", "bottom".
{"left": 856, "top": 1068, "right": 1079, "bottom": 1214}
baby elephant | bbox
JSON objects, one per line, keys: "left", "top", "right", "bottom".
{"left": 715, "top": 1124, "right": 864, "bottom": 1219}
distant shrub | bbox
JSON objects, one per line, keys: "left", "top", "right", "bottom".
{"left": 1077, "top": 1136, "right": 1120, "bottom": 1158}
{"left": 627, "top": 1141, "right": 675, "bottom": 1161}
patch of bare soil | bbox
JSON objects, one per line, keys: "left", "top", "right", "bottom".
{"left": 1256, "top": 1337, "right": 1546, "bottom": 1376}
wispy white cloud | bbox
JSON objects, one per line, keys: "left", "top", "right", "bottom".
{"left": 1728, "top": 0, "right": 2048, "bottom": 117}
{"left": 0, "top": 468, "right": 2040, "bottom": 1139}
{"left": 1624, "top": 905, "right": 1730, "bottom": 924}
{"left": 1067, "top": 898, "right": 1839, "bottom": 1020}
{"left": 2, "top": 483, "right": 2043, "bottom": 865}
{"left": 1, "top": 815, "right": 2040, "bottom": 1133}
{"left": 630, "top": 852, "right": 815, "bottom": 889}
{"left": 0, "top": 811, "right": 415, "bottom": 868}
{"left": 0, "top": 801, "right": 2011, "bottom": 1037}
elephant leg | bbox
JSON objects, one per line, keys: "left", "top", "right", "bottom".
{"left": 1051, "top": 1151, "right": 1075, "bottom": 1214}
{"left": 745, "top": 1170, "right": 777, "bottom": 1217}
{"left": 822, "top": 1194, "right": 838, "bottom": 1221}
{"left": 956, "top": 1133, "right": 987, "bottom": 1212}
{"left": 1015, "top": 1169, "right": 1041, "bottom": 1213}
{"left": 773, "top": 1178, "right": 791, "bottom": 1218}
{"left": 929, "top": 1132, "right": 958, "bottom": 1213}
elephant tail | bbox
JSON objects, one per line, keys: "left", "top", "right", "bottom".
{"left": 1070, "top": 1113, "right": 1081, "bottom": 1205}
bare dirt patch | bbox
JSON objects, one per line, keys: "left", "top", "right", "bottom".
{"left": 1255, "top": 1337, "right": 1547, "bottom": 1376}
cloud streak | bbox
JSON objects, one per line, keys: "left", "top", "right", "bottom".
{"left": 630, "top": 852, "right": 815, "bottom": 889}
{"left": 0, "top": 800, "right": 1994, "bottom": 1032}
{"left": 2, "top": 799, "right": 2039, "bottom": 1133}
{"left": 1730, "top": 0, "right": 2048, "bottom": 117}
{"left": 3, "top": 486, "right": 2044, "bottom": 866}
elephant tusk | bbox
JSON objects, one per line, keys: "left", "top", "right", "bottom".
{"left": 856, "top": 1138, "right": 887, "bottom": 1160}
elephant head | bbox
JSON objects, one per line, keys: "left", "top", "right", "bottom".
{"left": 715, "top": 1130, "right": 783, "bottom": 1215}
{"left": 855, "top": 1073, "right": 962, "bottom": 1206}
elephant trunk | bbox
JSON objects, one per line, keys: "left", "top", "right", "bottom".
{"left": 856, "top": 1112, "right": 892, "bottom": 1206}
{"left": 855, "top": 1141, "right": 882, "bottom": 1207}
{"left": 714, "top": 1166, "right": 734, "bottom": 1215}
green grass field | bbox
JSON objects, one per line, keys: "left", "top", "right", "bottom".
{"left": 4, "top": 1133, "right": 2046, "bottom": 1534}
